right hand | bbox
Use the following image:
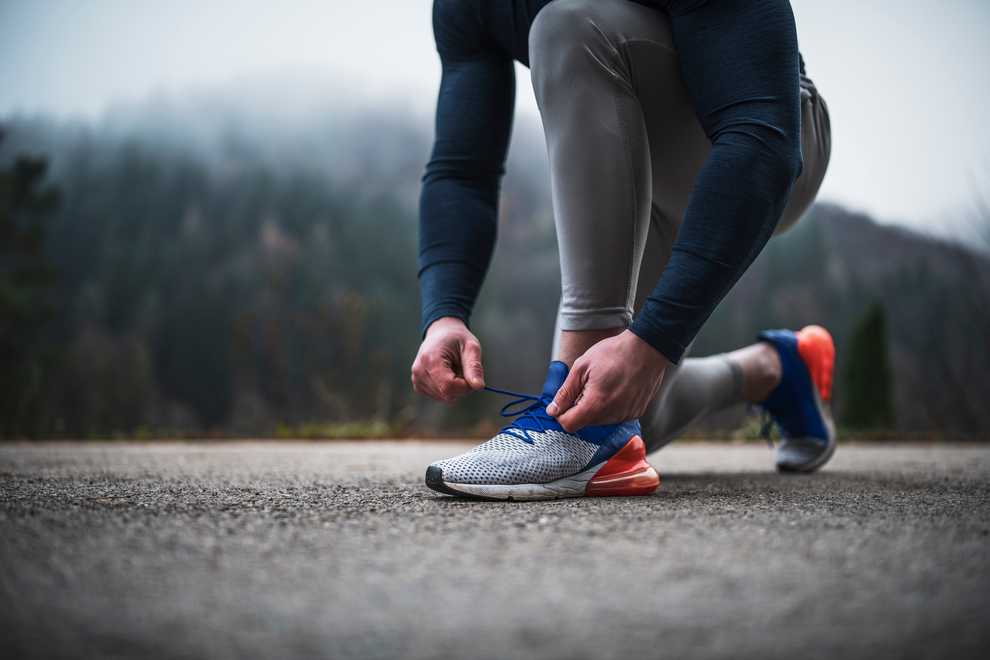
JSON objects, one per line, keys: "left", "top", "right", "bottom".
{"left": 411, "top": 317, "right": 485, "bottom": 403}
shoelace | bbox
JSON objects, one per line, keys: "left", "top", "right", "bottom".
{"left": 483, "top": 385, "right": 556, "bottom": 445}
{"left": 749, "top": 404, "right": 776, "bottom": 449}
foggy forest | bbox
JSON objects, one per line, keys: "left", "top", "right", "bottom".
{"left": 3, "top": 85, "right": 988, "bottom": 440}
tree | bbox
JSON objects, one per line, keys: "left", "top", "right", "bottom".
{"left": 0, "top": 135, "right": 59, "bottom": 437}
{"left": 841, "top": 302, "right": 895, "bottom": 429}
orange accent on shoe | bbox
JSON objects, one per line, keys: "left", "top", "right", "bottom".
{"left": 796, "top": 325, "right": 835, "bottom": 402}
{"left": 585, "top": 435, "right": 660, "bottom": 497}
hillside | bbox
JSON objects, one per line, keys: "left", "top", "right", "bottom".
{"left": 2, "top": 96, "right": 988, "bottom": 437}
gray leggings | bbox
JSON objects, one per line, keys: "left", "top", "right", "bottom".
{"left": 532, "top": 0, "right": 831, "bottom": 452}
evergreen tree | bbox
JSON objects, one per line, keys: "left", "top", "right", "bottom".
{"left": 841, "top": 302, "right": 895, "bottom": 429}
{"left": 0, "top": 137, "right": 59, "bottom": 437}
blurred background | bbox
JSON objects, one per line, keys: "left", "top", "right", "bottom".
{"left": 1, "top": 0, "right": 988, "bottom": 440}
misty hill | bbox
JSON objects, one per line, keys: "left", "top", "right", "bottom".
{"left": 697, "top": 203, "right": 990, "bottom": 433}
{"left": 2, "top": 87, "right": 988, "bottom": 438}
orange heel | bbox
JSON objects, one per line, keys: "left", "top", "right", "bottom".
{"left": 585, "top": 435, "right": 660, "bottom": 496}
{"left": 796, "top": 325, "right": 835, "bottom": 402}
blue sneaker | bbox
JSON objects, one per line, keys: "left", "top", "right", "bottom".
{"left": 425, "top": 361, "right": 660, "bottom": 500}
{"left": 758, "top": 325, "right": 837, "bottom": 473}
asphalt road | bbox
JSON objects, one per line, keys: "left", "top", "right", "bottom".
{"left": 1, "top": 441, "right": 988, "bottom": 660}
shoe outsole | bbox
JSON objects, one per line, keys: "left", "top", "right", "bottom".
{"left": 425, "top": 435, "right": 660, "bottom": 501}
{"left": 776, "top": 398, "right": 837, "bottom": 473}
{"left": 776, "top": 325, "right": 837, "bottom": 473}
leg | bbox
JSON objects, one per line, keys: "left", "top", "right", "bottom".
{"left": 635, "top": 103, "right": 831, "bottom": 451}
{"left": 629, "top": 0, "right": 805, "bottom": 363}
{"left": 612, "top": 2, "right": 831, "bottom": 452}
{"left": 530, "top": 0, "right": 746, "bottom": 446}
{"left": 530, "top": 0, "right": 655, "bottom": 365}
{"left": 534, "top": 0, "right": 830, "bottom": 452}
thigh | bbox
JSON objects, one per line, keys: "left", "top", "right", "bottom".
{"left": 625, "top": 37, "right": 711, "bottom": 230}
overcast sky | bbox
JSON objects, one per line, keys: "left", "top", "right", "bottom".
{"left": 1, "top": 0, "right": 988, "bottom": 233}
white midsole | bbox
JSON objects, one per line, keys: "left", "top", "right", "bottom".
{"left": 441, "top": 461, "right": 605, "bottom": 501}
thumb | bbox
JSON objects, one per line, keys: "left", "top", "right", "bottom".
{"left": 547, "top": 362, "right": 585, "bottom": 417}
{"left": 460, "top": 340, "right": 485, "bottom": 390}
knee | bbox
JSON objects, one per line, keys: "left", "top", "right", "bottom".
{"left": 529, "top": 0, "right": 602, "bottom": 84}
{"left": 530, "top": 0, "right": 599, "bottom": 49}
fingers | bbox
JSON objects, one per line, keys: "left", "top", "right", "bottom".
{"left": 411, "top": 345, "right": 479, "bottom": 403}
{"left": 548, "top": 361, "right": 619, "bottom": 432}
{"left": 460, "top": 340, "right": 485, "bottom": 390}
{"left": 412, "top": 358, "right": 467, "bottom": 403}
{"left": 546, "top": 363, "right": 585, "bottom": 417}
{"left": 556, "top": 388, "right": 606, "bottom": 432}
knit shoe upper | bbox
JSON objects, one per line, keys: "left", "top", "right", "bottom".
{"left": 426, "top": 361, "right": 652, "bottom": 497}
{"left": 758, "top": 325, "right": 837, "bottom": 473}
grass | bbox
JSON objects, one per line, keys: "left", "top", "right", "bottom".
{"left": 273, "top": 420, "right": 398, "bottom": 440}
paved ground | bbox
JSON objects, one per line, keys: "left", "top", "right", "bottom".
{"left": 1, "top": 442, "right": 988, "bottom": 660}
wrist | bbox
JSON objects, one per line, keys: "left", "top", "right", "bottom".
{"left": 626, "top": 321, "right": 683, "bottom": 366}
{"left": 622, "top": 329, "right": 671, "bottom": 370}
{"left": 425, "top": 316, "right": 468, "bottom": 338}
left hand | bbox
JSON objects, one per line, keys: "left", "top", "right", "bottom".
{"left": 546, "top": 330, "right": 670, "bottom": 432}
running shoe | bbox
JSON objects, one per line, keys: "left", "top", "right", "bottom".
{"left": 425, "top": 361, "right": 660, "bottom": 500}
{"left": 757, "top": 325, "right": 837, "bottom": 473}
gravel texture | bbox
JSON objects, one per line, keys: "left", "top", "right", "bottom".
{"left": 1, "top": 441, "right": 988, "bottom": 660}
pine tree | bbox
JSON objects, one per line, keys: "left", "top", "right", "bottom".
{"left": 0, "top": 136, "right": 59, "bottom": 437}
{"left": 841, "top": 302, "right": 895, "bottom": 429}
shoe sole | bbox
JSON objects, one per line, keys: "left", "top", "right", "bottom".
{"left": 775, "top": 325, "right": 837, "bottom": 474}
{"left": 776, "top": 367, "right": 837, "bottom": 473}
{"left": 425, "top": 435, "right": 660, "bottom": 501}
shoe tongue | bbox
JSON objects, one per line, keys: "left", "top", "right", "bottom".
{"left": 541, "top": 361, "right": 569, "bottom": 399}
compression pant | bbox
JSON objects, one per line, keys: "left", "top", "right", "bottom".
{"left": 531, "top": 0, "right": 831, "bottom": 450}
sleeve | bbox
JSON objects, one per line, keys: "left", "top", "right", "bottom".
{"left": 629, "top": 0, "right": 804, "bottom": 363}
{"left": 418, "top": 0, "right": 516, "bottom": 335}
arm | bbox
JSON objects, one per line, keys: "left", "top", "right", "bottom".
{"left": 412, "top": 1, "right": 515, "bottom": 403}
{"left": 627, "top": 0, "right": 803, "bottom": 364}
{"left": 418, "top": 0, "right": 515, "bottom": 335}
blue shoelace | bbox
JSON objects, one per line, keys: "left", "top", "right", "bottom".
{"left": 483, "top": 385, "right": 557, "bottom": 444}
{"left": 748, "top": 404, "right": 777, "bottom": 449}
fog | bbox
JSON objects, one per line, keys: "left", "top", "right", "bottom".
{"left": 2, "top": 0, "right": 989, "bottom": 235}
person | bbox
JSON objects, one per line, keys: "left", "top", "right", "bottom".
{"left": 412, "top": 0, "right": 834, "bottom": 500}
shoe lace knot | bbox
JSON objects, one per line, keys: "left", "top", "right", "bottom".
{"left": 484, "top": 385, "right": 556, "bottom": 445}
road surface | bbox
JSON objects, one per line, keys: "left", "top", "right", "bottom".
{"left": 1, "top": 441, "right": 988, "bottom": 659}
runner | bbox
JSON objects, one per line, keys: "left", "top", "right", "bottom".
{"left": 412, "top": 0, "right": 833, "bottom": 499}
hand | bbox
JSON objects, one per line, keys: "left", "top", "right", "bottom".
{"left": 411, "top": 317, "right": 485, "bottom": 403}
{"left": 546, "top": 330, "right": 669, "bottom": 431}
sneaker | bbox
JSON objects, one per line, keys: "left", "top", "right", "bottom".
{"left": 758, "top": 325, "right": 837, "bottom": 473}
{"left": 425, "top": 361, "right": 660, "bottom": 500}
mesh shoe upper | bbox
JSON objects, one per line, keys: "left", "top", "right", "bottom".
{"left": 757, "top": 327, "right": 837, "bottom": 472}
{"left": 432, "top": 429, "right": 600, "bottom": 485}
{"left": 758, "top": 328, "right": 829, "bottom": 443}
{"left": 430, "top": 361, "right": 640, "bottom": 486}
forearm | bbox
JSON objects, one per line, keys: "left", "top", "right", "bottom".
{"left": 418, "top": 0, "right": 514, "bottom": 334}
{"left": 418, "top": 176, "right": 498, "bottom": 333}
{"left": 629, "top": 137, "right": 797, "bottom": 362}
